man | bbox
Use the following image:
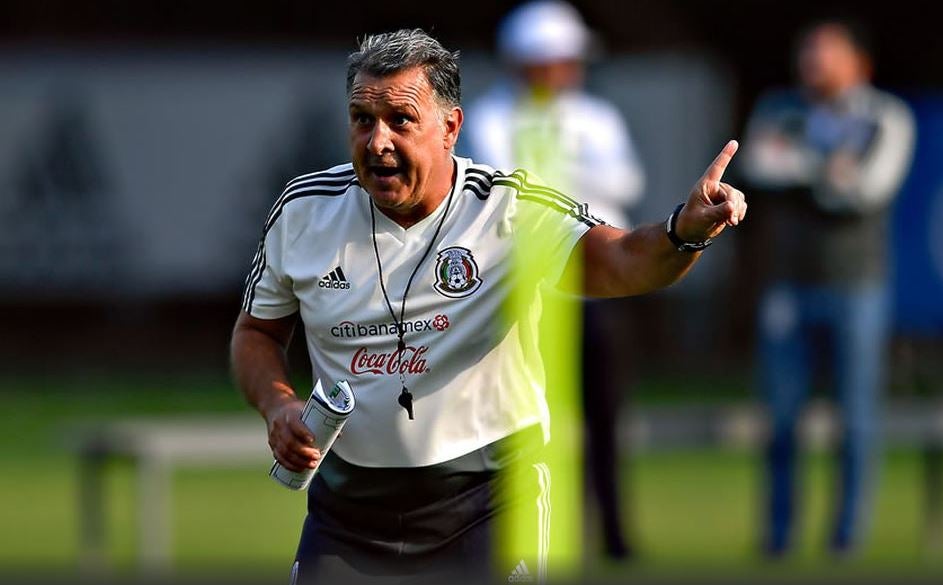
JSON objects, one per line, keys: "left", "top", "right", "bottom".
{"left": 740, "top": 19, "right": 915, "bottom": 557}
{"left": 462, "top": 0, "right": 645, "bottom": 559}
{"left": 231, "top": 29, "right": 745, "bottom": 584}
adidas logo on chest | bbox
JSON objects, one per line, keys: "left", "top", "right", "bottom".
{"left": 318, "top": 266, "right": 350, "bottom": 290}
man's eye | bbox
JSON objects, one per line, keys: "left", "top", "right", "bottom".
{"left": 392, "top": 115, "right": 412, "bottom": 127}
{"left": 353, "top": 114, "right": 372, "bottom": 126}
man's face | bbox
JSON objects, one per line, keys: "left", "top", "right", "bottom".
{"left": 797, "top": 24, "right": 867, "bottom": 99}
{"left": 348, "top": 67, "right": 462, "bottom": 219}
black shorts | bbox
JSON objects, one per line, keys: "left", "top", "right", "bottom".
{"left": 290, "top": 427, "right": 550, "bottom": 585}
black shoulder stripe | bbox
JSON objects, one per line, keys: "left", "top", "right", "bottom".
{"left": 243, "top": 175, "right": 358, "bottom": 312}
{"left": 465, "top": 166, "right": 495, "bottom": 185}
{"left": 493, "top": 177, "right": 602, "bottom": 227}
{"left": 284, "top": 166, "right": 356, "bottom": 190}
{"left": 492, "top": 177, "right": 579, "bottom": 209}
{"left": 242, "top": 246, "right": 267, "bottom": 311}
{"left": 465, "top": 184, "right": 489, "bottom": 201}
{"left": 466, "top": 166, "right": 495, "bottom": 179}
{"left": 266, "top": 176, "right": 357, "bottom": 232}
{"left": 278, "top": 181, "right": 352, "bottom": 205}
{"left": 462, "top": 166, "right": 495, "bottom": 201}
{"left": 465, "top": 174, "right": 490, "bottom": 191}
{"left": 495, "top": 176, "right": 586, "bottom": 218}
{"left": 463, "top": 176, "right": 491, "bottom": 200}
{"left": 507, "top": 170, "right": 581, "bottom": 208}
{"left": 280, "top": 176, "right": 357, "bottom": 202}
{"left": 272, "top": 175, "right": 357, "bottom": 216}
{"left": 515, "top": 194, "right": 601, "bottom": 229}
{"left": 515, "top": 193, "right": 571, "bottom": 215}
{"left": 263, "top": 180, "right": 356, "bottom": 233}
{"left": 262, "top": 186, "right": 349, "bottom": 235}
{"left": 281, "top": 175, "right": 357, "bottom": 197}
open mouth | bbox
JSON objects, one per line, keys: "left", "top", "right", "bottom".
{"left": 370, "top": 165, "right": 401, "bottom": 178}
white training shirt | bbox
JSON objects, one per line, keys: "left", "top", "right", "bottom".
{"left": 242, "top": 155, "right": 602, "bottom": 468}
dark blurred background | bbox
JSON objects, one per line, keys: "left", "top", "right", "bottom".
{"left": 2, "top": 1, "right": 942, "bottom": 582}
{"left": 2, "top": 0, "right": 941, "bottom": 375}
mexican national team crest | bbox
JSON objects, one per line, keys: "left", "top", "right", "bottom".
{"left": 433, "top": 246, "right": 482, "bottom": 298}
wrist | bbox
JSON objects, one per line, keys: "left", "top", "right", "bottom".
{"left": 258, "top": 381, "right": 299, "bottom": 421}
{"left": 665, "top": 203, "right": 712, "bottom": 252}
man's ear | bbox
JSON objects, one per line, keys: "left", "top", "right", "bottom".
{"left": 443, "top": 106, "right": 464, "bottom": 150}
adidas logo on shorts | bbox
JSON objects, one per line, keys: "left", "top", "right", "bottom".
{"left": 507, "top": 559, "right": 534, "bottom": 582}
{"left": 318, "top": 266, "right": 350, "bottom": 290}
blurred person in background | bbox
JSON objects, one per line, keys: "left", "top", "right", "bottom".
{"left": 740, "top": 18, "right": 915, "bottom": 557}
{"left": 463, "top": 0, "right": 646, "bottom": 560}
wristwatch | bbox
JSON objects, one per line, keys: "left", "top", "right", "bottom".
{"left": 665, "top": 203, "right": 713, "bottom": 252}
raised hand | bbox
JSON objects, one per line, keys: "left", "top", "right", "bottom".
{"left": 674, "top": 140, "right": 747, "bottom": 242}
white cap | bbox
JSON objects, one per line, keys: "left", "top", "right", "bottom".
{"left": 497, "top": 1, "right": 593, "bottom": 64}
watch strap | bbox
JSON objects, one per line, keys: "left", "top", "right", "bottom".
{"left": 666, "top": 203, "right": 713, "bottom": 252}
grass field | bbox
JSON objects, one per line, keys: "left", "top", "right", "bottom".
{"left": 1, "top": 373, "right": 941, "bottom": 583}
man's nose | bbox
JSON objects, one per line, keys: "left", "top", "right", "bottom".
{"left": 367, "top": 121, "right": 394, "bottom": 155}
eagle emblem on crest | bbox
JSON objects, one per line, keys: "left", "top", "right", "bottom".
{"left": 433, "top": 247, "right": 482, "bottom": 298}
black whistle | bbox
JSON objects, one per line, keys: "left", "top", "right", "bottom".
{"left": 398, "top": 387, "right": 414, "bottom": 420}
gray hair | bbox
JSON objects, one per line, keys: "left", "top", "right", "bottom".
{"left": 346, "top": 29, "right": 461, "bottom": 109}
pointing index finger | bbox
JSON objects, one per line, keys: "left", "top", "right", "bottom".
{"left": 701, "top": 140, "right": 739, "bottom": 185}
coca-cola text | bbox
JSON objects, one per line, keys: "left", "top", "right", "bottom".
{"left": 350, "top": 346, "right": 429, "bottom": 375}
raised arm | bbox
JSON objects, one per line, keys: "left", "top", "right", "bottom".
{"left": 230, "top": 310, "right": 320, "bottom": 472}
{"left": 572, "top": 140, "right": 747, "bottom": 297}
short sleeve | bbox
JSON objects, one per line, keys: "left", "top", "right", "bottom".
{"left": 500, "top": 169, "right": 602, "bottom": 288}
{"left": 241, "top": 210, "right": 299, "bottom": 319}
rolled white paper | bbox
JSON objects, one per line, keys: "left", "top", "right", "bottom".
{"left": 269, "top": 379, "right": 355, "bottom": 490}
